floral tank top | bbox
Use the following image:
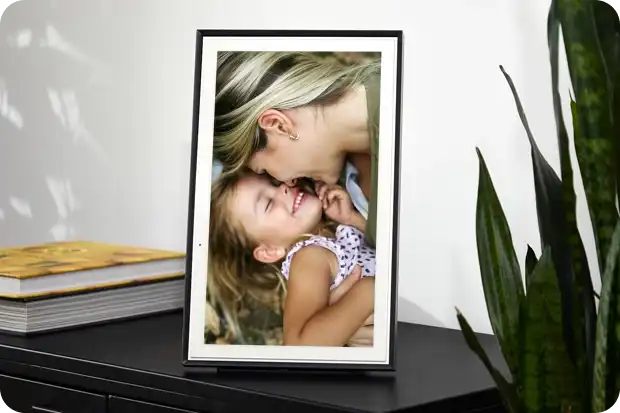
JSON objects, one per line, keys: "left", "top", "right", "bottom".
{"left": 280, "top": 225, "right": 376, "bottom": 290}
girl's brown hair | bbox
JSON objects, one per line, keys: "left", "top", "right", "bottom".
{"left": 207, "top": 170, "right": 287, "bottom": 343}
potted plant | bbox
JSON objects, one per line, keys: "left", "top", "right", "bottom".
{"left": 456, "top": 0, "right": 620, "bottom": 412}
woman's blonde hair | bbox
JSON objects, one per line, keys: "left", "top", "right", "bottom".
{"left": 213, "top": 52, "right": 380, "bottom": 174}
{"left": 207, "top": 171, "right": 337, "bottom": 343}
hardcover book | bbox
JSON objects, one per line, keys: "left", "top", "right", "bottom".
{"left": 0, "top": 241, "right": 186, "bottom": 334}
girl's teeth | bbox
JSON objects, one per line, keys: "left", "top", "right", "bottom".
{"left": 293, "top": 193, "right": 303, "bottom": 212}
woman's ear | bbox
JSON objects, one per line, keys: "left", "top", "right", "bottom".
{"left": 257, "top": 109, "right": 292, "bottom": 136}
{"left": 253, "top": 244, "right": 287, "bottom": 264}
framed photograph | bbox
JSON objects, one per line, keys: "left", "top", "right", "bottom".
{"left": 182, "top": 29, "right": 403, "bottom": 371}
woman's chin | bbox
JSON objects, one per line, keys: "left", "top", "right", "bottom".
{"left": 314, "top": 175, "right": 338, "bottom": 185}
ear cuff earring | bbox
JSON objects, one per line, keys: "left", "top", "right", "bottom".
{"left": 288, "top": 132, "right": 300, "bottom": 141}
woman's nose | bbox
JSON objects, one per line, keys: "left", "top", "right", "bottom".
{"left": 284, "top": 178, "right": 297, "bottom": 187}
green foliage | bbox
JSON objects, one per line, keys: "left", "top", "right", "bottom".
{"left": 525, "top": 245, "right": 538, "bottom": 288}
{"left": 457, "top": 308, "right": 522, "bottom": 413}
{"left": 559, "top": 0, "right": 617, "bottom": 275}
{"left": 475, "top": 147, "right": 525, "bottom": 380}
{"left": 456, "top": 0, "right": 620, "bottom": 412}
{"left": 521, "top": 247, "right": 581, "bottom": 413}
{"left": 593, "top": 222, "right": 620, "bottom": 412}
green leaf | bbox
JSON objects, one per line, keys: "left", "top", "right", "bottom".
{"left": 592, "top": 0, "right": 620, "bottom": 93}
{"left": 500, "top": 64, "right": 586, "bottom": 366}
{"left": 475, "top": 148, "right": 525, "bottom": 384}
{"left": 548, "top": 1, "right": 598, "bottom": 407}
{"left": 525, "top": 245, "right": 538, "bottom": 289}
{"left": 592, "top": 0, "right": 620, "bottom": 88}
{"left": 557, "top": 0, "right": 618, "bottom": 272}
{"left": 592, "top": 220, "right": 620, "bottom": 412}
{"left": 456, "top": 309, "right": 522, "bottom": 413}
{"left": 521, "top": 247, "right": 582, "bottom": 413}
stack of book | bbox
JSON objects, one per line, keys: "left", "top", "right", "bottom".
{"left": 0, "top": 241, "right": 186, "bottom": 335}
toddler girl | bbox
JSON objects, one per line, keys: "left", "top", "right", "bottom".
{"left": 208, "top": 170, "right": 375, "bottom": 347}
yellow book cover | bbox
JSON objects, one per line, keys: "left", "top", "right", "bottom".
{"left": 0, "top": 241, "right": 185, "bottom": 279}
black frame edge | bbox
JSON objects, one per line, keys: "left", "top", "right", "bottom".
{"left": 387, "top": 29, "right": 404, "bottom": 372}
{"left": 182, "top": 29, "right": 404, "bottom": 373}
{"left": 181, "top": 29, "right": 204, "bottom": 364}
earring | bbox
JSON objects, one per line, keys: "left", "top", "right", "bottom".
{"left": 288, "top": 132, "right": 300, "bottom": 141}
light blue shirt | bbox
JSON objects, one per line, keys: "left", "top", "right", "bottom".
{"left": 211, "top": 159, "right": 369, "bottom": 219}
{"left": 343, "top": 161, "right": 369, "bottom": 220}
{"left": 212, "top": 159, "right": 224, "bottom": 182}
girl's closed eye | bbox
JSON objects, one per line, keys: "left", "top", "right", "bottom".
{"left": 265, "top": 198, "right": 272, "bottom": 212}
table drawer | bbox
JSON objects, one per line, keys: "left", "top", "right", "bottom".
{"left": 0, "top": 374, "right": 106, "bottom": 413}
{"left": 109, "top": 396, "right": 199, "bottom": 413}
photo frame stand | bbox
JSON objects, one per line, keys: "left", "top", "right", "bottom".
{"left": 182, "top": 366, "right": 391, "bottom": 379}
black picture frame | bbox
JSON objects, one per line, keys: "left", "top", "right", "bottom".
{"left": 182, "top": 29, "right": 403, "bottom": 372}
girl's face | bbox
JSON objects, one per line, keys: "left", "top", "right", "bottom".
{"left": 229, "top": 174, "right": 323, "bottom": 263}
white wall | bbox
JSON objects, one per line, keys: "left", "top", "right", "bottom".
{"left": 0, "top": 0, "right": 612, "bottom": 334}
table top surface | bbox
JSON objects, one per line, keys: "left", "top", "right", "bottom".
{"left": 0, "top": 311, "right": 507, "bottom": 413}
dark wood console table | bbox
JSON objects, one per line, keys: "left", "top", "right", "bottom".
{"left": 0, "top": 311, "right": 507, "bottom": 412}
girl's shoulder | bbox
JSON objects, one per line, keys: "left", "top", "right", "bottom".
{"left": 281, "top": 235, "right": 339, "bottom": 279}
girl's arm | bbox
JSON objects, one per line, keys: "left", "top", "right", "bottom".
{"left": 283, "top": 246, "right": 375, "bottom": 347}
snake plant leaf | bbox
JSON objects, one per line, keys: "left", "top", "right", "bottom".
{"left": 521, "top": 247, "right": 582, "bottom": 413}
{"left": 592, "top": 0, "right": 620, "bottom": 82}
{"left": 592, "top": 220, "right": 620, "bottom": 413}
{"left": 549, "top": 0, "right": 598, "bottom": 404}
{"left": 557, "top": 0, "right": 618, "bottom": 273}
{"left": 475, "top": 148, "right": 524, "bottom": 384}
{"left": 525, "top": 245, "right": 538, "bottom": 290}
{"left": 592, "top": 0, "right": 620, "bottom": 95}
{"left": 612, "top": 8, "right": 620, "bottom": 209}
{"left": 500, "top": 65, "right": 580, "bottom": 364}
{"left": 571, "top": 98, "right": 602, "bottom": 411}
{"left": 456, "top": 309, "right": 522, "bottom": 413}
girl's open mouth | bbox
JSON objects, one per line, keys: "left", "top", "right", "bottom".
{"left": 292, "top": 189, "right": 305, "bottom": 214}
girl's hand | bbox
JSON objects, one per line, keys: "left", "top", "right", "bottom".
{"left": 315, "top": 182, "right": 354, "bottom": 225}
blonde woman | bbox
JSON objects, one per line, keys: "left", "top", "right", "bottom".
{"left": 212, "top": 51, "right": 380, "bottom": 345}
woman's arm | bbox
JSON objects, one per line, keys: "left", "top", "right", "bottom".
{"left": 347, "top": 211, "right": 367, "bottom": 233}
{"left": 283, "top": 246, "right": 375, "bottom": 347}
{"left": 346, "top": 154, "right": 376, "bottom": 248}
{"left": 328, "top": 265, "right": 374, "bottom": 347}
{"left": 329, "top": 269, "right": 374, "bottom": 347}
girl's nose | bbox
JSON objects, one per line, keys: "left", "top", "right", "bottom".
{"left": 278, "top": 183, "right": 289, "bottom": 195}
{"left": 284, "top": 178, "right": 297, "bottom": 187}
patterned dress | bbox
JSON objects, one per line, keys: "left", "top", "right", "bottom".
{"left": 280, "top": 225, "right": 376, "bottom": 289}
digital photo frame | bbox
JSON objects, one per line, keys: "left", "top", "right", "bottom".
{"left": 182, "top": 29, "right": 403, "bottom": 371}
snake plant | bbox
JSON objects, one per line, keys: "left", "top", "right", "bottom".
{"left": 456, "top": 0, "right": 620, "bottom": 412}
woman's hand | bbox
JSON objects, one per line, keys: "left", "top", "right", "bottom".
{"left": 327, "top": 266, "right": 375, "bottom": 347}
{"left": 328, "top": 265, "right": 362, "bottom": 305}
{"left": 347, "top": 324, "right": 374, "bottom": 347}
{"left": 348, "top": 299, "right": 374, "bottom": 347}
